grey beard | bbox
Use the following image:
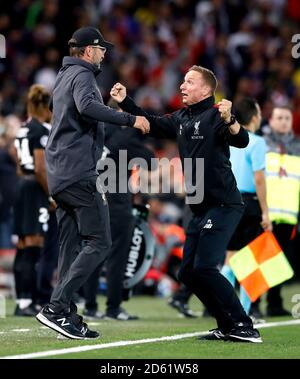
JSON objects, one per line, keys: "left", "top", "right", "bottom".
{"left": 93, "top": 62, "right": 102, "bottom": 74}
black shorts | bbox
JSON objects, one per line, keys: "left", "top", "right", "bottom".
{"left": 227, "top": 194, "right": 263, "bottom": 251}
{"left": 14, "top": 177, "right": 49, "bottom": 237}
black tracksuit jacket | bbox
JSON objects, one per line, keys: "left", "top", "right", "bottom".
{"left": 102, "top": 123, "right": 156, "bottom": 205}
{"left": 119, "top": 95, "right": 249, "bottom": 214}
{"left": 45, "top": 57, "right": 136, "bottom": 195}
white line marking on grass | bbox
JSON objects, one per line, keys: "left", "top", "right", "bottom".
{"left": 256, "top": 320, "right": 300, "bottom": 329}
{"left": 1, "top": 319, "right": 300, "bottom": 359}
{"left": 11, "top": 329, "right": 30, "bottom": 332}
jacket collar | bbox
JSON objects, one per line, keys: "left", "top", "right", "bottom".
{"left": 62, "top": 56, "right": 101, "bottom": 76}
{"left": 269, "top": 130, "right": 295, "bottom": 145}
{"left": 187, "top": 96, "right": 215, "bottom": 113}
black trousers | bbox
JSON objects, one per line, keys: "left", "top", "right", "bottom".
{"left": 167, "top": 255, "right": 193, "bottom": 304}
{"left": 50, "top": 176, "right": 111, "bottom": 313}
{"left": 83, "top": 196, "right": 134, "bottom": 313}
{"left": 106, "top": 198, "right": 134, "bottom": 312}
{"left": 36, "top": 211, "right": 59, "bottom": 305}
{"left": 178, "top": 205, "right": 252, "bottom": 331}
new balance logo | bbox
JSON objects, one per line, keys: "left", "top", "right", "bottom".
{"left": 57, "top": 317, "right": 70, "bottom": 326}
{"left": 215, "top": 331, "right": 224, "bottom": 338}
{"left": 81, "top": 326, "right": 88, "bottom": 335}
{"left": 203, "top": 219, "right": 213, "bottom": 229}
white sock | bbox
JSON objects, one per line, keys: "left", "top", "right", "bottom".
{"left": 18, "top": 299, "right": 32, "bottom": 309}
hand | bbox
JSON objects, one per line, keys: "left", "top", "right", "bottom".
{"left": 110, "top": 82, "right": 127, "bottom": 103}
{"left": 49, "top": 198, "right": 57, "bottom": 212}
{"left": 261, "top": 213, "right": 273, "bottom": 232}
{"left": 134, "top": 116, "right": 150, "bottom": 134}
{"left": 217, "top": 99, "right": 232, "bottom": 123}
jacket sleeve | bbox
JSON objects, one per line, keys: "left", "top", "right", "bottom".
{"left": 119, "top": 96, "right": 178, "bottom": 140}
{"left": 226, "top": 126, "right": 249, "bottom": 147}
{"left": 72, "top": 71, "right": 136, "bottom": 127}
{"left": 215, "top": 112, "right": 249, "bottom": 148}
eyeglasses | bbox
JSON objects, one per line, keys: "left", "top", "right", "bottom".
{"left": 90, "top": 45, "right": 107, "bottom": 53}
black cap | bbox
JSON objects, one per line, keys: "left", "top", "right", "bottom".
{"left": 68, "top": 26, "right": 113, "bottom": 49}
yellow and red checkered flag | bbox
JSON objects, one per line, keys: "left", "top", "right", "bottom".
{"left": 229, "top": 231, "right": 294, "bottom": 302}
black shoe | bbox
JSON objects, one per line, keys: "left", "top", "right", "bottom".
{"left": 228, "top": 325, "right": 262, "bottom": 343}
{"left": 198, "top": 328, "right": 226, "bottom": 341}
{"left": 266, "top": 307, "right": 290, "bottom": 317}
{"left": 83, "top": 309, "right": 105, "bottom": 321}
{"left": 36, "top": 305, "right": 89, "bottom": 340}
{"left": 70, "top": 311, "right": 100, "bottom": 338}
{"left": 14, "top": 304, "right": 38, "bottom": 317}
{"left": 56, "top": 318, "right": 99, "bottom": 340}
{"left": 105, "top": 308, "right": 139, "bottom": 321}
{"left": 168, "top": 299, "right": 197, "bottom": 318}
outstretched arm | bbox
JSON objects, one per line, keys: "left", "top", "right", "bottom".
{"left": 72, "top": 72, "right": 150, "bottom": 134}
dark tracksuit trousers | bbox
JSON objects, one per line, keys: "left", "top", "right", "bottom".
{"left": 36, "top": 211, "right": 59, "bottom": 305}
{"left": 178, "top": 205, "right": 252, "bottom": 332}
{"left": 50, "top": 176, "right": 111, "bottom": 313}
{"left": 167, "top": 255, "right": 193, "bottom": 304}
{"left": 106, "top": 195, "right": 135, "bottom": 313}
{"left": 83, "top": 193, "right": 134, "bottom": 314}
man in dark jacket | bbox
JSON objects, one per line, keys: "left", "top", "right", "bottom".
{"left": 36, "top": 26, "right": 149, "bottom": 340}
{"left": 111, "top": 65, "right": 262, "bottom": 343}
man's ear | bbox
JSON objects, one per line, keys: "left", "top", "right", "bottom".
{"left": 251, "top": 114, "right": 257, "bottom": 124}
{"left": 83, "top": 46, "right": 91, "bottom": 58}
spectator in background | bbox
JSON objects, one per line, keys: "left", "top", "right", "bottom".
{"left": 2, "top": 0, "right": 299, "bottom": 135}
{"left": 260, "top": 106, "right": 300, "bottom": 316}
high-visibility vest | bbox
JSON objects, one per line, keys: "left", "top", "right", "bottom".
{"left": 266, "top": 152, "right": 300, "bottom": 224}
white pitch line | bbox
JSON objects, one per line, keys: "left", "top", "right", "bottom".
{"left": 1, "top": 319, "right": 300, "bottom": 360}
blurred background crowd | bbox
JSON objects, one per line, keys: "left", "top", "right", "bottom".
{"left": 0, "top": 0, "right": 300, "bottom": 311}
{"left": 1, "top": 0, "right": 300, "bottom": 125}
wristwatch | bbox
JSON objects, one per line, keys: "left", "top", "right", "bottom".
{"left": 224, "top": 114, "right": 236, "bottom": 126}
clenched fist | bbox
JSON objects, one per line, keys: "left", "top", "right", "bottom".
{"left": 216, "top": 99, "right": 232, "bottom": 123}
{"left": 110, "top": 83, "right": 127, "bottom": 103}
